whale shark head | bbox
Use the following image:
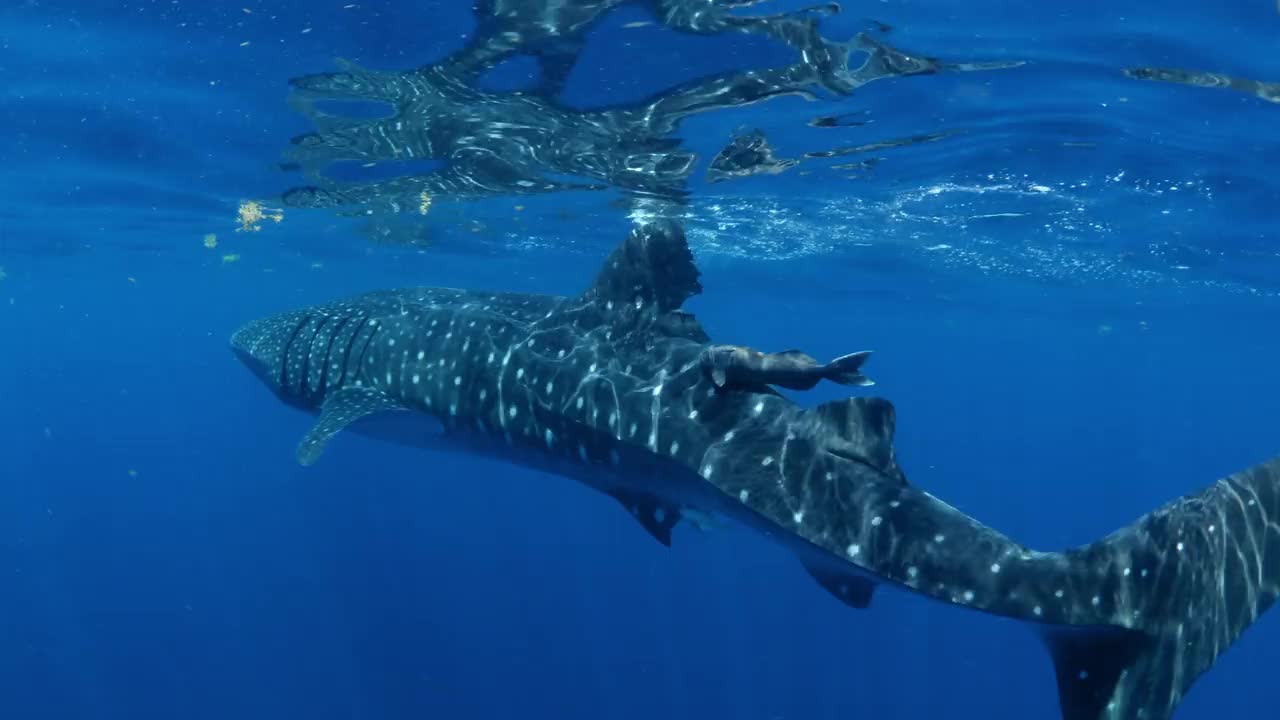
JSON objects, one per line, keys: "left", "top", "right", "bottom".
{"left": 230, "top": 309, "right": 311, "bottom": 400}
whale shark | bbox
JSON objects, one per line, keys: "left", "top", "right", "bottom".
{"left": 232, "top": 221, "right": 1279, "bottom": 720}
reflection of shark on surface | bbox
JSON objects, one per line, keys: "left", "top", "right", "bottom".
{"left": 233, "top": 221, "right": 1280, "bottom": 720}
{"left": 1124, "top": 66, "right": 1280, "bottom": 104}
{"left": 279, "top": 0, "right": 1022, "bottom": 216}
{"left": 705, "top": 129, "right": 799, "bottom": 183}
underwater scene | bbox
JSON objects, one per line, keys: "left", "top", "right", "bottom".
{"left": 2, "top": 1, "right": 1279, "bottom": 719}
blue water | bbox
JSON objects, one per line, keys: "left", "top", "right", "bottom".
{"left": 2, "top": 2, "right": 1279, "bottom": 719}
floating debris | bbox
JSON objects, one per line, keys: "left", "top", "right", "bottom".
{"left": 222, "top": 253, "right": 242, "bottom": 264}
{"left": 418, "top": 191, "right": 433, "bottom": 215}
{"left": 236, "top": 200, "right": 284, "bottom": 232}
{"left": 202, "top": 233, "right": 218, "bottom": 249}
{"left": 0, "top": 266, "right": 6, "bottom": 282}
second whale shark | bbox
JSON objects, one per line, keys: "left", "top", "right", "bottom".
{"left": 232, "top": 222, "right": 1279, "bottom": 720}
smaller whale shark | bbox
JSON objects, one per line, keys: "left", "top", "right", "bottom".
{"left": 232, "top": 221, "right": 1280, "bottom": 720}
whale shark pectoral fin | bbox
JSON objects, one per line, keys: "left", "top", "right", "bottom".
{"left": 608, "top": 489, "right": 682, "bottom": 547}
{"left": 800, "top": 561, "right": 877, "bottom": 610}
{"left": 297, "top": 386, "right": 408, "bottom": 466}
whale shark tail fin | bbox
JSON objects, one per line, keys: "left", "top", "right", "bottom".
{"left": 823, "top": 350, "right": 875, "bottom": 387}
{"left": 1046, "top": 456, "right": 1280, "bottom": 720}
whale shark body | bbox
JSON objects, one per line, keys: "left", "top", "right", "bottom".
{"left": 232, "top": 222, "right": 1279, "bottom": 720}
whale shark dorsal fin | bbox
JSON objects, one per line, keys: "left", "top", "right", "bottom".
{"left": 810, "top": 396, "right": 906, "bottom": 483}
{"left": 607, "top": 488, "right": 682, "bottom": 547}
{"left": 800, "top": 560, "right": 877, "bottom": 610}
{"left": 296, "top": 386, "right": 408, "bottom": 466}
{"left": 583, "top": 221, "right": 704, "bottom": 328}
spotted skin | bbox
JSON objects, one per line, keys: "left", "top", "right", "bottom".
{"left": 232, "top": 222, "right": 1280, "bottom": 720}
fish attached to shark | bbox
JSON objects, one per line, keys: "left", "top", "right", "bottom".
{"left": 232, "top": 221, "right": 1279, "bottom": 720}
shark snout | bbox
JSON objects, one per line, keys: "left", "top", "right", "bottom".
{"left": 229, "top": 312, "right": 303, "bottom": 387}
{"left": 229, "top": 317, "right": 272, "bottom": 362}
{"left": 230, "top": 321, "right": 273, "bottom": 383}
{"left": 228, "top": 324, "right": 254, "bottom": 356}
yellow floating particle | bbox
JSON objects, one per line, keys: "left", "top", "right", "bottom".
{"left": 222, "top": 253, "right": 241, "bottom": 264}
{"left": 623, "top": 21, "right": 652, "bottom": 28}
{"left": 240, "top": 41, "right": 251, "bottom": 47}
{"left": 202, "top": 233, "right": 218, "bottom": 249}
{"left": 237, "top": 200, "right": 284, "bottom": 232}
{"left": 127, "top": 277, "right": 137, "bottom": 284}
{"left": 418, "top": 191, "right": 433, "bottom": 215}
{"left": 514, "top": 205, "right": 524, "bottom": 212}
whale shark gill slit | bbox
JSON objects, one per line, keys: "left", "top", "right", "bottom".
{"left": 276, "top": 314, "right": 309, "bottom": 392}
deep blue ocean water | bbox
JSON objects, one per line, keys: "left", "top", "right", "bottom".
{"left": 2, "top": 2, "right": 1279, "bottom": 719}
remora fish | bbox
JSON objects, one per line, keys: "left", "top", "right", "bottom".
{"left": 231, "top": 221, "right": 1280, "bottom": 720}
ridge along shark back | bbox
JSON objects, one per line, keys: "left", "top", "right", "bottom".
{"left": 231, "top": 220, "right": 1280, "bottom": 720}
